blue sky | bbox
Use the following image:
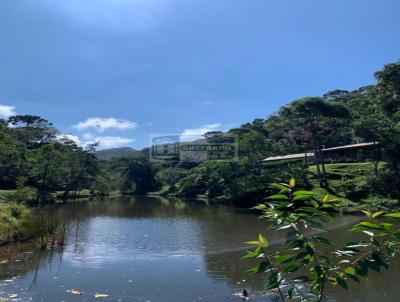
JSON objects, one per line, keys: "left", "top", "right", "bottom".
{"left": 0, "top": 0, "right": 399, "bottom": 149}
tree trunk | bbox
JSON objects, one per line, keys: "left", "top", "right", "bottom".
{"left": 319, "top": 147, "right": 328, "bottom": 187}
{"left": 373, "top": 141, "right": 380, "bottom": 176}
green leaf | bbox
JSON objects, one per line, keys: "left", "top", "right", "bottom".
{"left": 372, "top": 252, "right": 389, "bottom": 270}
{"left": 267, "top": 194, "right": 289, "bottom": 200}
{"left": 328, "top": 277, "right": 338, "bottom": 286}
{"left": 245, "top": 240, "right": 259, "bottom": 245}
{"left": 270, "top": 183, "right": 289, "bottom": 194}
{"left": 293, "top": 195, "right": 313, "bottom": 201}
{"left": 367, "top": 258, "right": 381, "bottom": 272}
{"left": 252, "top": 204, "right": 267, "bottom": 210}
{"left": 372, "top": 211, "right": 386, "bottom": 218}
{"left": 287, "top": 238, "right": 305, "bottom": 250}
{"left": 295, "top": 251, "right": 310, "bottom": 260}
{"left": 336, "top": 276, "right": 348, "bottom": 289}
{"left": 351, "top": 222, "right": 393, "bottom": 231}
{"left": 273, "top": 254, "right": 295, "bottom": 264}
{"left": 242, "top": 247, "right": 263, "bottom": 259}
{"left": 269, "top": 201, "right": 293, "bottom": 208}
{"left": 361, "top": 210, "right": 372, "bottom": 219}
{"left": 344, "top": 267, "right": 356, "bottom": 276}
{"left": 293, "top": 190, "right": 315, "bottom": 196}
{"left": 277, "top": 223, "right": 295, "bottom": 231}
{"left": 384, "top": 213, "right": 400, "bottom": 218}
{"left": 312, "top": 236, "right": 333, "bottom": 245}
{"left": 249, "top": 261, "right": 270, "bottom": 274}
{"left": 289, "top": 178, "right": 296, "bottom": 188}
{"left": 346, "top": 273, "right": 360, "bottom": 283}
{"left": 266, "top": 273, "right": 280, "bottom": 290}
{"left": 310, "top": 199, "right": 320, "bottom": 208}
{"left": 323, "top": 194, "right": 337, "bottom": 203}
{"left": 284, "top": 262, "right": 303, "bottom": 273}
{"left": 355, "top": 260, "right": 369, "bottom": 277}
{"left": 258, "top": 233, "right": 268, "bottom": 247}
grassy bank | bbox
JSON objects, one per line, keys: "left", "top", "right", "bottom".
{"left": 307, "top": 161, "right": 398, "bottom": 212}
{"left": 0, "top": 203, "right": 32, "bottom": 245}
{"left": 0, "top": 202, "right": 65, "bottom": 248}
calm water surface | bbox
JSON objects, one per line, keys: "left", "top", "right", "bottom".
{"left": 0, "top": 196, "right": 399, "bottom": 302}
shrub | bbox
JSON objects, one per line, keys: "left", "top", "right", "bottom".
{"left": 244, "top": 178, "right": 400, "bottom": 301}
{"left": 0, "top": 203, "right": 31, "bottom": 243}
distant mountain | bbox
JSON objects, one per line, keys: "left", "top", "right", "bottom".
{"left": 96, "top": 147, "right": 142, "bottom": 160}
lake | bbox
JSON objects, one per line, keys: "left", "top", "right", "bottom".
{"left": 0, "top": 196, "right": 399, "bottom": 302}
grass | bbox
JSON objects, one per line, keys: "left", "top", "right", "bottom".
{"left": 306, "top": 161, "right": 393, "bottom": 212}
{"left": 0, "top": 190, "right": 15, "bottom": 201}
{"left": 0, "top": 202, "right": 66, "bottom": 248}
{"left": 0, "top": 202, "right": 32, "bottom": 244}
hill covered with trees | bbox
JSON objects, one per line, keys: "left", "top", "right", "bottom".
{"left": 96, "top": 147, "right": 143, "bottom": 160}
{"left": 146, "top": 61, "right": 400, "bottom": 209}
{"left": 1, "top": 61, "right": 400, "bottom": 210}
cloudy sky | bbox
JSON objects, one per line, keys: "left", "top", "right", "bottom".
{"left": 1, "top": 0, "right": 399, "bottom": 149}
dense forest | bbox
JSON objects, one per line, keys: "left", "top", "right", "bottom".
{"left": 1, "top": 61, "right": 400, "bottom": 209}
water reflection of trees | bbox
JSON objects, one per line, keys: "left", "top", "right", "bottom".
{"left": 2, "top": 198, "right": 400, "bottom": 301}
{"left": 2, "top": 196, "right": 254, "bottom": 284}
{"left": 200, "top": 214, "right": 361, "bottom": 292}
{"left": 0, "top": 244, "right": 64, "bottom": 284}
{"left": 0, "top": 198, "right": 354, "bottom": 294}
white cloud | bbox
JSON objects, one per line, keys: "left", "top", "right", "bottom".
{"left": 56, "top": 132, "right": 134, "bottom": 149}
{"left": 0, "top": 105, "right": 16, "bottom": 119}
{"left": 180, "top": 123, "right": 221, "bottom": 141}
{"left": 82, "top": 132, "right": 95, "bottom": 140}
{"left": 73, "top": 117, "right": 137, "bottom": 132}
{"left": 84, "top": 136, "right": 135, "bottom": 149}
{"left": 56, "top": 134, "right": 82, "bottom": 145}
{"left": 201, "top": 101, "right": 213, "bottom": 105}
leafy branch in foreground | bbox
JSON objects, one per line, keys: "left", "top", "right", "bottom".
{"left": 244, "top": 178, "right": 400, "bottom": 301}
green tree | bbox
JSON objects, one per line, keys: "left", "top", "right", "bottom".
{"left": 155, "top": 167, "right": 188, "bottom": 189}
{"left": 120, "top": 157, "right": 157, "bottom": 194}
{"left": 30, "top": 144, "right": 62, "bottom": 203}
{"left": 0, "top": 120, "right": 29, "bottom": 188}
{"left": 7, "top": 115, "right": 57, "bottom": 146}
{"left": 291, "top": 97, "right": 350, "bottom": 187}
{"left": 370, "top": 62, "right": 400, "bottom": 199}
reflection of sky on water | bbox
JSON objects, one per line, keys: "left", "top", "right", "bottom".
{"left": 0, "top": 197, "right": 270, "bottom": 302}
{"left": 0, "top": 197, "right": 386, "bottom": 302}
{"left": 65, "top": 217, "right": 203, "bottom": 268}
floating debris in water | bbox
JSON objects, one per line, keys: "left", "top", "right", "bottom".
{"left": 67, "top": 289, "right": 82, "bottom": 295}
{"left": 94, "top": 293, "right": 109, "bottom": 298}
{"left": 232, "top": 289, "right": 249, "bottom": 301}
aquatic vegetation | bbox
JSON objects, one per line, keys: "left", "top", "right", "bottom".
{"left": 0, "top": 202, "right": 65, "bottom": 248}
{"left": 32, "top": 215, "right": 66, "bottom": 249}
